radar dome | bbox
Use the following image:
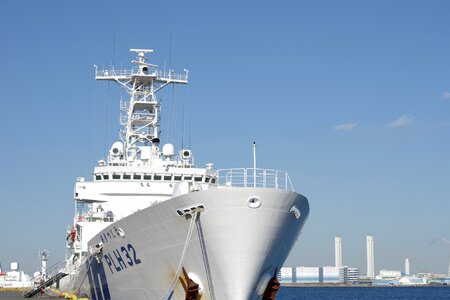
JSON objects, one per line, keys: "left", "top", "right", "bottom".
{"left": 10, "top": 262, "right": 18, "bottom": 271}
{"left": 162, "top": 144, "right": 175, "bottom": 157}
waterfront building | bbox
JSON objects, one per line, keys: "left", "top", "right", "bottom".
{"left": 366, "top": 234, "right": 375, "bottom": 278}
{"left": 405, "top": 258, "right": 410, "bottom": 275}
{"left": 279, "top": 267, "right": 295, "bottom": 284}
{"left": 398, "top": 276, "right": 426, "bottom": 285}
{"left": 335, "top": 236, "right": 342, "bottom": 268}
{"left": 322, "top": 266, "right": 340, "bottom": 283}
{"left": 378, "top": 270, "right": 402, "bottom": 280}
{"left": 340, "top": 266, "right": 360, "bottom": 284}
{"left": 296, "top": 267, "right": 321, "bottom": 283}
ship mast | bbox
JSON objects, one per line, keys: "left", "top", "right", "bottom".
{"left": 94, "top": 49, "right": 188, "bottom": 166}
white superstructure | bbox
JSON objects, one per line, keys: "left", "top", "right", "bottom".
{"left": 0, "top": 262, "right": 33, "bottom": 289}
{"left": 57, "top": 49, "right": 309, "bottom": 300}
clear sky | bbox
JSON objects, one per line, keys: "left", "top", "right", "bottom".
{"left": 1, "top": 0, "right": 450, "bottom": 276}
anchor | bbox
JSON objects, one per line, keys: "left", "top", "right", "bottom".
{"left": 262, "top": 269, "right": 280, "bottom": 300}
{"left": 179, "top": 267, "right": 200, "bottom": 300}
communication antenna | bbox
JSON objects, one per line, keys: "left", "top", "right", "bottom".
{"left": 253, "top": 142, "right": 257, "bottom": 187}
{"left": 181, "top": 99, "right": 185, "bottom": 150}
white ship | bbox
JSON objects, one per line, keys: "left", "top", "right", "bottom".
{"left": 57, "top": 49, "right": 309, "bottom": 300}
{"left": 0, "top": 262, "right": 32, "bottom": 289}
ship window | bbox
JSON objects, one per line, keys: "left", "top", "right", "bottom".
{"left": 95, "top": 175, "right": 102, "bottom": 181}
{"left": 154, "top": 174, "right": 162, "bottom": 180}
{"left": 103, "top": 174, "right": 109, "bottom": 180}
{"left": 194, "top": 176, "right": 203, "bottom": 182}
{"left": 123, "top": 174, "right": 131, "bottom": 180}
{"left": 174, "top": 175, "right": 182, "bottom": 181}
{"left": 164, "top": 175, "right": 172, "bottom": 181}
{"left": 205, "top": 177, "right": 210, "bottom": 183}
{"left": 133, "top": 174, "right": 141, "bottom": 180}
{"left": 184, "top": 175, "right": 192, "bottom": 180}
{"left": 211, "top": 178, "right": 216, "bottom": 184}
{"left": 112, "top": 174, "right": 121, "bottom": 180}
{"left": 144, "top": 174, "right": 152, "bottom": 180}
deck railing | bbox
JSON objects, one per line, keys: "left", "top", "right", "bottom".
{"left": 215, "top": 168, "right": 294, "bottom": 191}
{"left": 95, "top": 67, "right": 188, "bottom": 82}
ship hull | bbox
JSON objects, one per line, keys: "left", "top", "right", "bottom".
{"left": 62, "top": 187, "right": 309, "bottom": 300}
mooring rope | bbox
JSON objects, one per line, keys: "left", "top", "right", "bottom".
{"left": 162, "top": 211, "right": 199, "bottom": 300}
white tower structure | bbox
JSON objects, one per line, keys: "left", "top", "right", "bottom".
{"left": 405, "top": 258, "right": 410, "bottom": 275}
{"left": 448, "top": 257, "right": 450, "bottom": 277}
{"left": 366, "top": 234, "right": 375, "bottom": 278}
{"left": 40, "top": 250, "right": 48, "bottom": 281}
{"left": 335, "top": 236, "right": 342, "bottom": 268}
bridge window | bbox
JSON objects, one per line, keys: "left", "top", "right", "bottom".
{"left": 123, "top": 174, "right": 131, "bottom": 180}
{"left": 103, "top": 174, "right": 109, "bottom": 180}
{"left": 184, "top": 175, "right": 192, "bottom": 180}
{"left": 194, "top": 176, "right": 203, "bottom": 182}
{"left": 154, "top": 174, "right": 162, "bottom": 180}
{"left": 133, "top": 174, "right": 141, "bottom": 180}
{"left": 112, "top": 174, "right": 121, "bottom": 180}
{"left": 144, "top": 174, "right": 152, "bottom": 180}
{"left": 95, "top": 175, "right": 102, "bottom": 181}
{"left": 174, "top": 175, "right": 182, "bottom": 181}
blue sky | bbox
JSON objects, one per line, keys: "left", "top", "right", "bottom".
{"left": 1, "top": 0, "right": 450, "bottom": 276}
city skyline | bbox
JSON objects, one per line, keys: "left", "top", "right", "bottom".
{"left": 1, "top": 0, "right": 450, "bottom": 275}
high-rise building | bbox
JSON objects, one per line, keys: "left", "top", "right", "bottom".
{"left": 447, "top": 257, "right": 450, "bottom": 277}
{"left": 405, "top": 258, "right": 410, "bottom": 275}
{"left": 366, "top": 234, "right": 375, "bottom": 278}
{"left": 335, "top": 236, "right": 342, "bottom": 268}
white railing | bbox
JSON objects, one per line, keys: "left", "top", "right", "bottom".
{"left": 215, "top": 168, "right": 294, "bottom": 191}
{"left": 95, "top": 67, "right": 188, "bottom": 82}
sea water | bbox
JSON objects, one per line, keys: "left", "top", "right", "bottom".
{"left": 2, "top": 286, "right": 449, "bottom": 299}
{"left": 277, "top": 286, "right": 450, "bottom": 300}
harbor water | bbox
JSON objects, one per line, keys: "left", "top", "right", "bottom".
{"left": 278, "top": 286, "right": 450, "bottom": 299}
{"left": 1, "top": 286, "right": 450, "bottom": 299}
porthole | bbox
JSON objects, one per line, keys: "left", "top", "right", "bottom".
{"left": 247, "top": 196, "right": 262, "bottom": 208}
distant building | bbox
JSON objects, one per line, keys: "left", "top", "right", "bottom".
{"left": 279, "top": 267, "right": 295, "bottom": 284}
{"left": 366, "top": 235, "right": 375, "bottom": 278}
{"left": 378, "top": 270, "right": 402, "bottom": 280}
{"left": 398, "top": 276, "right": 426, "bottom": 285}
{"left": 340, "top": 266, "right": 360, "bottom": 284}
{"left": 335, "top": 236, "right": 342, "bottom": 268}
{"left": 279, "top": 266, "right": 360, "bottom": 284}
{"left": 296, "top": 267, "right": 322, "bottom": 283}
{"left": 405, "top": 258, "right": 410, "bottom": 275}
{"left": 323, "top": 266, "right": 340, "bottom": 283}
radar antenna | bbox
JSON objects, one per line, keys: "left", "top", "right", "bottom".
{"left": 94, "top": 49, "right": 188, "bottom": 166}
